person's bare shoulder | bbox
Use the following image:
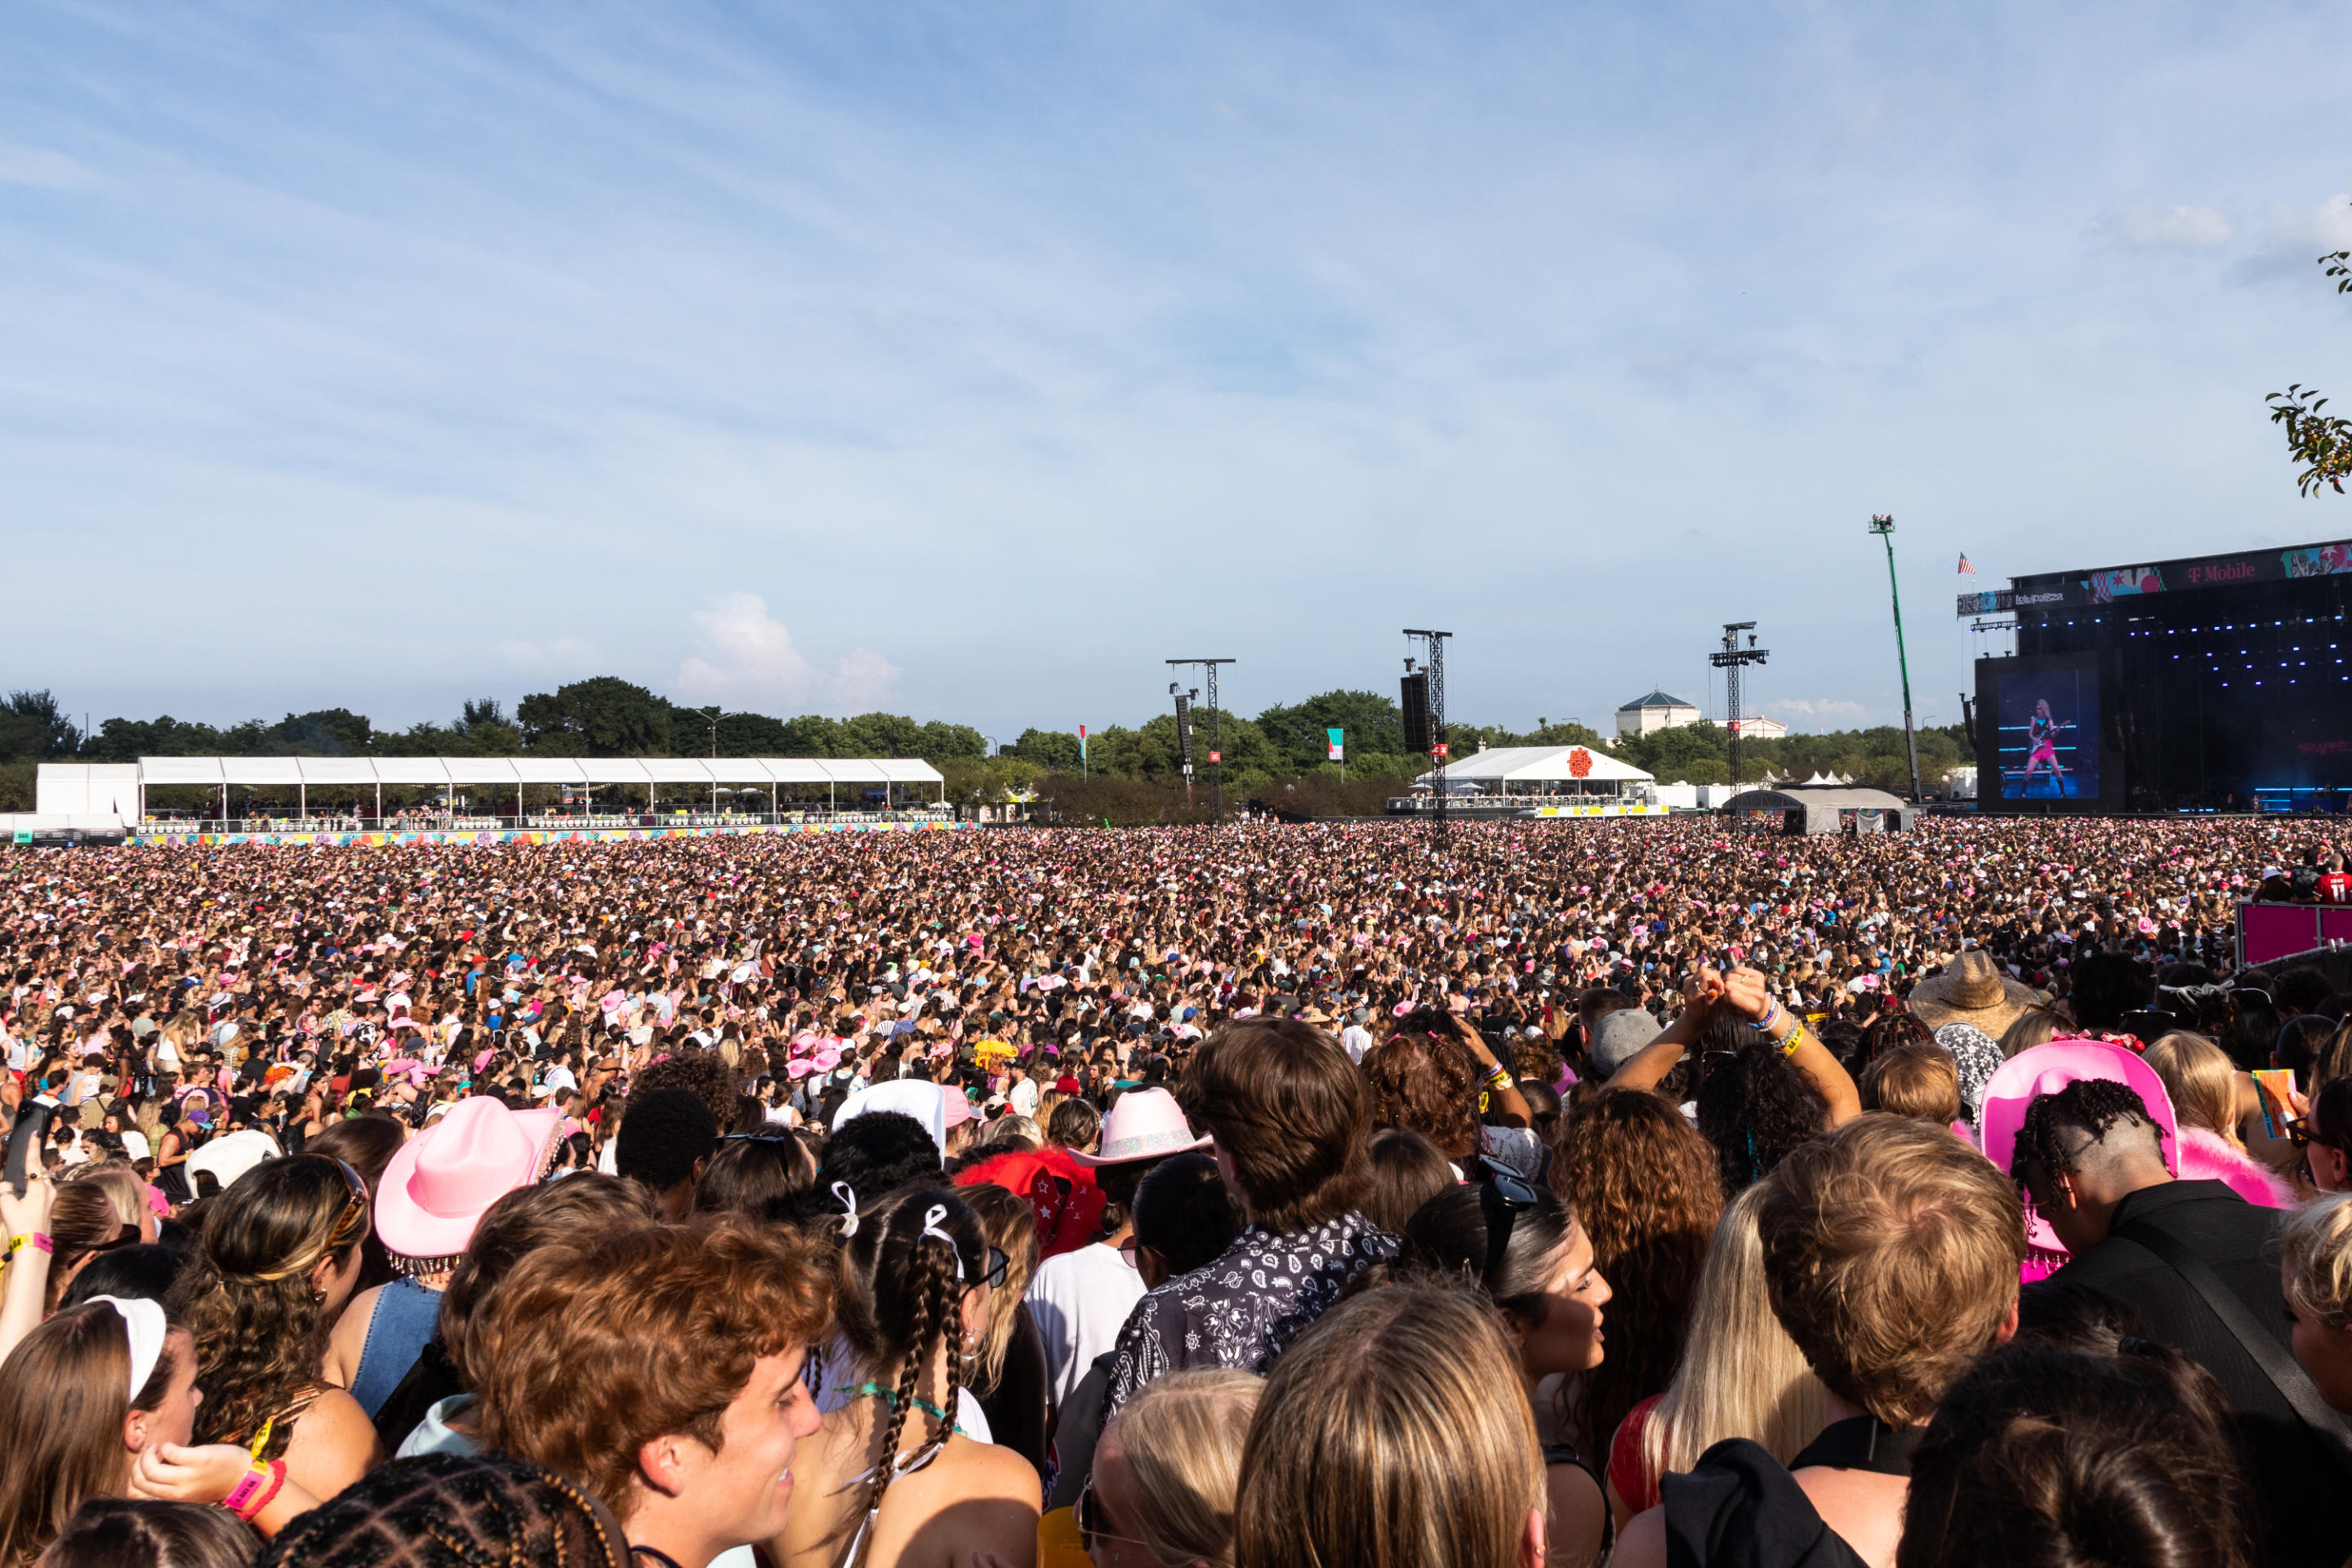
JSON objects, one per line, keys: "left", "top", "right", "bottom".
{"left": 1613, "top": 1505, "right": 1668, "bottom": 1568}
{"left": 285, "top": 1388, "right": 383, "bottom": 1497}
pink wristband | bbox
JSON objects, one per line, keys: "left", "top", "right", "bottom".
{"left": 220, "top": 1463, "right": 270, "bottom": 1517}
{"left": 8, "top": 1233, "right": 51, "bottom": 1256}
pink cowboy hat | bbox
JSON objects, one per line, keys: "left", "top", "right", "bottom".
{"left": 1067, "top": 1088, "right": 1212, "bottom": 1169}
{"left": 375, "top": 1096, "right": 563, "bottom": 1261}
{"left": 1979, "top": 1040, "right": 2178, "bottom": 1257}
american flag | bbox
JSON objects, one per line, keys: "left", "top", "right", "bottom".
{"left": 1958, "top": 554, "right": 1977, "bottom": 575}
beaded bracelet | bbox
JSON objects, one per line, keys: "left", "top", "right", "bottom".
{"left": 1747, "top": 998, "right": 1783, "bottom": 1035}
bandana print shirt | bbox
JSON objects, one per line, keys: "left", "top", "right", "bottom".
{"left": 1103, "top": 1210, "right": 1400, "bottom": 1415}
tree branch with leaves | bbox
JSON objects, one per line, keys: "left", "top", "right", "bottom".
{"left": 2267, "top": 249, "right": 2352, "bottom": 497}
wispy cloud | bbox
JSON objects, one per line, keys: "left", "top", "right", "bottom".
{"left": 1766, "top": 699, "right": 1873, "bottom": 730}
{"left": 497, "top": 637, "right": 597, "bottom": 671}
{"left": 0, "top": 143, "right": 95, "bottom": 189}
{"left": 675, "top": 593, "right": 898, "bottom": 711}
{"left": 2100, "top": 203, "right": 2235, "bottom": 251}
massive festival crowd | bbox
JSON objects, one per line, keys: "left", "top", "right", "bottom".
{"left": 3, "top": 815, "right": 2352, "bottom": 1568}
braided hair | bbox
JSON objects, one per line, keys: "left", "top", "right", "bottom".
{"left": 832, "top": 1187, "right": 987, "bottom": 1565}
{"left": 252, "top": 1451, "right": 630, "bottom": 1568}
{"left": 2008, "top": 1078, "right": 2166, "bottom": 1191}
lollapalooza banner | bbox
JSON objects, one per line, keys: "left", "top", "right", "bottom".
{"left": 1958, "top": 537, "right": 2352, "bottom": 617}
{"left": 127, "top": 822, "right": 973, "bottom": 848}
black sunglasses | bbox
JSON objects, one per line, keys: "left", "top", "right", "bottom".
{"left": 1478, "top": 1172, "right": 1543, "bottom": 1288}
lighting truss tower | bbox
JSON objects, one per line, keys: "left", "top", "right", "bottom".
{"left": 1166, "top": 658, "right": 1236, "bottom": 820}
{"left": 1403, "top": 629, "right": 1453, "bottom": 840}
{"left": 1709, "top": 621, "right": 1769, "bottom": 786}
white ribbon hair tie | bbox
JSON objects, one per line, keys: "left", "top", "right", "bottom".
{"left": 919, "top": 1204, "right": 964, "bottom": 1281}
{"left": 833, "top": 1181, "right": 861, "bottom": 1238}
{"left": 91, "top": 1295, "right": 167, "bottom": 1402}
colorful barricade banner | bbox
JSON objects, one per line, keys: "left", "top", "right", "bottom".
{"left": 128, "top": 821, "right": 973, "bottom": 848}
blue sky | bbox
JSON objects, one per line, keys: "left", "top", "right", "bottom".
{"left": 4, "top": 1, "right": 2350, "bottom": 742}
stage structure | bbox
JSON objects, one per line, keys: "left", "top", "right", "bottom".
{"left": 1960, "top": 537, "right": 2352, "bottom": 812}
{"left": 1709, "top": 622, "right": 1768, "bottom": 787}
{"left": 1404, "top": 629, "right": 1452, "bottom": 839}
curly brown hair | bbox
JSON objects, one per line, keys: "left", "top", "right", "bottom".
{"left": 1552, "top": 1089, "right": 1725, "bottom": 1454}
{"left": 170, "top": 1156, "right": 369, "bottom": 1456}
{"left": 1361, "top": 1031, "right": 1481, "bottom": 1158}
{"left": 631, "top": 1048, "right": 738, "bottom": 1136}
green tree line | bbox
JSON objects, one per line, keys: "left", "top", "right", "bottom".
{"left": 0, "top": 679, "right": 988, "bottom": 765}
{"left": 2, "top": 679, "right": 1970, "bottom": 809}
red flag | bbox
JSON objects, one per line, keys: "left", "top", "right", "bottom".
{"left": 1958, "top": 554, "right": 1977, "bottom": 575}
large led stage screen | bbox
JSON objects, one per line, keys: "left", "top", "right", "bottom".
{"left": 1993, "top": 656, "right": 2101, "bottom": 803}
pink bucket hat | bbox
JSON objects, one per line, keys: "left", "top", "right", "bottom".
{"left": 1979, "top": 1040, "right": 2179, "bottom": 1258}
{"left": 375, "top": 1096, "right": 563, "bottom": 1263}
{"left": 1067, "top": 1087, "right": 1211, "bottom": 1169}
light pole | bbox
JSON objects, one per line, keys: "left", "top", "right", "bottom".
{"left": 1869, "top": 515, "right": 1924, "bottom": 802}
{"left": 696, "top": 706, "right": 736, "bottom": 814}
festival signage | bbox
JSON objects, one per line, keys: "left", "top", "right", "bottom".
{"left": 1957, "top": 536, "right": 2352, "bottom": 617}
{"left": 1326, "top": 728, "right": 1344, "bottom": 762}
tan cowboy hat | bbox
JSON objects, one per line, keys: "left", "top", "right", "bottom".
{"left": 1908, "top": 951, "right": 2038, "bottom": 1036}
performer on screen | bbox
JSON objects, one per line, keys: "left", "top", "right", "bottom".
{"left": 2020, "top": 697, "right": 2072, "bottom": 797}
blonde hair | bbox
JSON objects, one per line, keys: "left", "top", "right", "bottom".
{"left": 2142, "top": 1032, "right": 2241, "bottom": 1147}
{"left": 1641, "top": 1186, "right": 1828, "bottom": 1485}
{"left": 1110, "top": 1370, "right": 1262, "bottom": 1568}
{"left": 59, "top": 1161, "right": 148, "bottom": 1233}
{"left": 958, "top": 1183, "right": 1040, "bottom": 1392}
{"left": 1998, "top": 1008, "right": 2065, "bottom": 1059}
{"left": 1236, "top": 1281, "right": 1542, "bottom": 1568}
{"left": 2283, "top": 1192, "right": 2352, "bottom": 1330}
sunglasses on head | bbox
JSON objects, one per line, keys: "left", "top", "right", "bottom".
{"left": 1478, "top": 1172, "right": 1543, "bottom": 1288}
{"left": 1077, "top": 1474, "right": 1157, "bottom": 1557}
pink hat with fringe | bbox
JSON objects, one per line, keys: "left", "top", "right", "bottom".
{"left": 376, "top": 1096, "right": 562, "bottom": 1262}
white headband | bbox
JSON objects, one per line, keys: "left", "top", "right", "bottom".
{"left": 91, "top": 1295, "right": 167, "bottom": 1403}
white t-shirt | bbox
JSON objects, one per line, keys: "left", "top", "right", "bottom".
{"left": 1026, "top": 1241, "right": 1147, "bottom": 1411}
{"left": 1339, "top": 1023, "right": 1374, "bottom": 1064}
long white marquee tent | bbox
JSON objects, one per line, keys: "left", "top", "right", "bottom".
{"left": 1414, "top": 744, "right": 1654, "bottom": 793}
{"left": 38, "top": 757, "right": 946, "bottom": 820}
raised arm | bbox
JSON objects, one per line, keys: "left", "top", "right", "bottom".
{"left": 1602, "top": 969, "right": 1722, "bottom": 1095}
{"left": 1717, "top": 966, "right": 1860, "bottom": 1127}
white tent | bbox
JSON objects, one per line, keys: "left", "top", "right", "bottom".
{"left": 101, "top": 756, "right": 949, "bottom": 822}
{"left": 1417, "top": 745, "right": 1654, "bottom": 794}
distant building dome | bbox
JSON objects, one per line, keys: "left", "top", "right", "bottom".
{"left": 1615, "top": 689, "right": 1703, "bottom": 739}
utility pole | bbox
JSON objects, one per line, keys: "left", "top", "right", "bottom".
{"left": 1869, "top": 515, "right": 1924, "bottom": 801}
{"left": 1166, "top": 659, "right": 1235, "bottom": 821}
{"left": 1403, "top": 630, "right": 1452, "bottom": 842}
{"left": 697, "top": 706, "right": 733, "bottom": 814}
{"left": 1708, "top": 623, "right": 1768, "bottom": 786}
